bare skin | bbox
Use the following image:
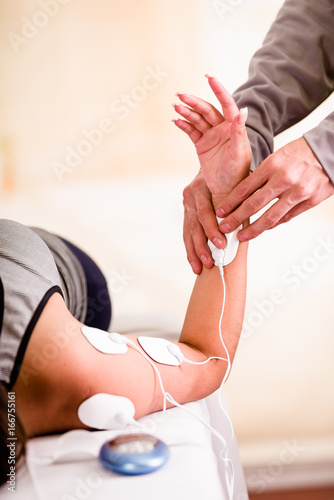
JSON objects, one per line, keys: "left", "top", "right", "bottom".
{"left": 14, "top": 240, "right": 247, "bottom": 438}
{"left": 215, "top": 137, "right": 334, "bottom": 241}
{"left": 179, "top": 82, "right": 334, "bottom": 274}
{"left": 173, "top": 76, "right": 251, "bottom": 273}
{"left": 13, "top": 82, "right": 250, "bottom": 439}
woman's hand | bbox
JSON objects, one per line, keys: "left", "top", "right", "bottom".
{"left": 173, "top": 76, "right": 251, "bottom": 200}
{"left": 173, "top": 76, "right": 252, "bottom": 273}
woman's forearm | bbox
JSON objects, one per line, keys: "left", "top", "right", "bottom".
{"left": 15, "top": 231, "right": 248, "bottom": 437}
{"left": 178, "top": 194, "right": 248, "bottom": 359}
{"left": 179, "top": 237, "right": 248, "bottom": 364}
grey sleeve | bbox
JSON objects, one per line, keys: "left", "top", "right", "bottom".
{"left": 232, "top": 0, "right": 334, "bottom": 179}
{"left": 304, "top": 112, "right": 334, "bottom": 184}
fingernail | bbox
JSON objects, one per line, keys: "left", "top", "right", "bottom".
{"left": 172, "top": 103, "right": 177, "bottom": 108}
{"left": 238, "top": 233, "right": 248, "bottom": 242}
{"left": 213, "top": 237, "right": 223, "bottom": 248}
{"left": 190, "top": 261, "right": 199, "bottom": 273}
{"left": 220, "top": 222, "right": 230, "bottom": 233}
{"left": 201, "top": 255, "right": 208, "bottom": 266}
{"left": 204, "top": 73, "right": 216, "bottom": 79}
{"left": 238, "top": 107, "right": 248, "bottom": 125}
{"left": 216, "top": 208, "right": 226, "bottom": 218}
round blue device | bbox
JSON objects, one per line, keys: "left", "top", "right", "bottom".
{"left": 99, "top": 433, "right": 169, "bottom": 476}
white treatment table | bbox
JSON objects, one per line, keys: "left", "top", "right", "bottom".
{"left": 0, "top": 393, "right": 248, "bottom": 500}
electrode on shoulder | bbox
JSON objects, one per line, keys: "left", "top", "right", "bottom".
{"left": 81, "top": 326, "right": 128, "bottom": 354}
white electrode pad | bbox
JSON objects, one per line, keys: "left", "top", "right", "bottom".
{"left": 138, "top": 336, "right": 181, "bottom": 366}
{"left": 81, "top": 326, "right": 128, "bottom": 354}
{"left": 78, "top": 393, "right": 135, "bottom": 430}
{"left": 208, "top": 219, "right": 242, "bottom": 267}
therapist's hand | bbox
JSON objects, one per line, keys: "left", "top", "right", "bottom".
{"left": 181, "top": 170, "right": 223, "bottom": 274}
{"left": 216, "top": 137, "right": 334, "bottom": 241}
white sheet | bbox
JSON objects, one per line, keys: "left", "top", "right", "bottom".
{"left": 0, "top": 397, "right": 248, "bottom": 500}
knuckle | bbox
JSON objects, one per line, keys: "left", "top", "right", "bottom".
{"left": 307, "top": 194, "right": 320, "bottom": 207}
{"left": 183, "top": 172, "right": 206, "bottom": 200}
{"left": 188, "top": 217, "right": 199, "bottom": 236}
{"left": 245, "top": 196, "right": 262, "bottom": 214}
{"left": 293, "top": 185, "right": 309, "bottom": 200}
{"left": 192, "top": 173, "right": 206, "bottom": 193}
{"left": 183, "top": 217, "right": 190, "bottom": 237}
{"left": 244, "top": 225, "right": 260, "bottom": 240}
{"left": 287, "top": 185, "right": 310, "bottom": 205}
{"left": 225, "top": 213, "right": 241, "bottom": 229}
{"left": 280, "top": 171, "right": 292, "bottom": 186}
{"left": 281, "top": 213, "right": 293, "bottom": 224}
{"left": 267, "top": 152, "right": 281, "bottom": 171}
{"left": 192, "top": 113, "right": 202, "bottom": 125}
{"left": 197, "top": 205, "right": 212, "bottom": 223}
{"left": 280, "top": 168, "right": 297, "bottom": 187}
{"left": 299, "top": 184, "right": 312, "bottom": 199}
{"left": 219, "top": 198, "right": 234, "bottom": 214}
{"left": 264, "top": 211, "right": 281, "bottom": 227}
{"left": 235, "top": 180, "right": 250, "bottom": 199}
{"left": 182, "top": 185, "right": 192, "bottom": 203}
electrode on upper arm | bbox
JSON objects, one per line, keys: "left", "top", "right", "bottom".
{"left": 81, "top": 326, "right": 129, "bottom": 354}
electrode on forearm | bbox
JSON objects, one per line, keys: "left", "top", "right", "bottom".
{"left": 137, "top": 336, "right": 181, "bottom": 366}
{"left": 208, "top": 218, "right": 242, "bottom": 268}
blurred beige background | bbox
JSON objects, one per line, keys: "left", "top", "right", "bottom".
{"left": 1, "top": 0, "right": 334, "bottom": 493}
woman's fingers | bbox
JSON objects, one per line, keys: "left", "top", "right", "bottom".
{"left": 173, "top": 103, "right": 211, "bottom": 133}
{"left": 172, "top": 118, "right": 203, "bottom": 144}
{"left": 205, "top": 75, "right": 239, "bottom": 122}
{"left": 177, "top": 92, "right": 224, "bottom": 126}
{"left": 175, "top": 77, "right": 239, "bottom": 128}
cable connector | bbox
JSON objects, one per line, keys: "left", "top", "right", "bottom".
{"left": 208, "top": 242, "right": 225, "bottom": 268}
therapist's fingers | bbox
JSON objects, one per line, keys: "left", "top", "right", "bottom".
{"left": 183, "top": 173, "right": 228, "bottom": 273}
{"left": 183, "top": 210, "right": 203, "bottom": 275}
{"left": 176, "top": 92, "right": 223, "bottom": 126}
{"left": 270, "top": 198, "right": 320, "bottom": 229}
{"left": 216, "top": 169, "right": 268, "bottom": 220}
{"left": 216, "top": 180, "right": 282, "bottom": 236}
{"left": 183, "top": 186, "right": 214, "bottom": 270}
{"left": 236, "top": 194, "right": 297, "bottom": 241}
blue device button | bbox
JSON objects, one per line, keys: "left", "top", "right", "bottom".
{"left": 99, "top": 433, "right": 169, "bottom": 476}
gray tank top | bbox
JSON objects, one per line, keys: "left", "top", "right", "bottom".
{"left": 0, "top": 219, "right": 87, "bottom": 388}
